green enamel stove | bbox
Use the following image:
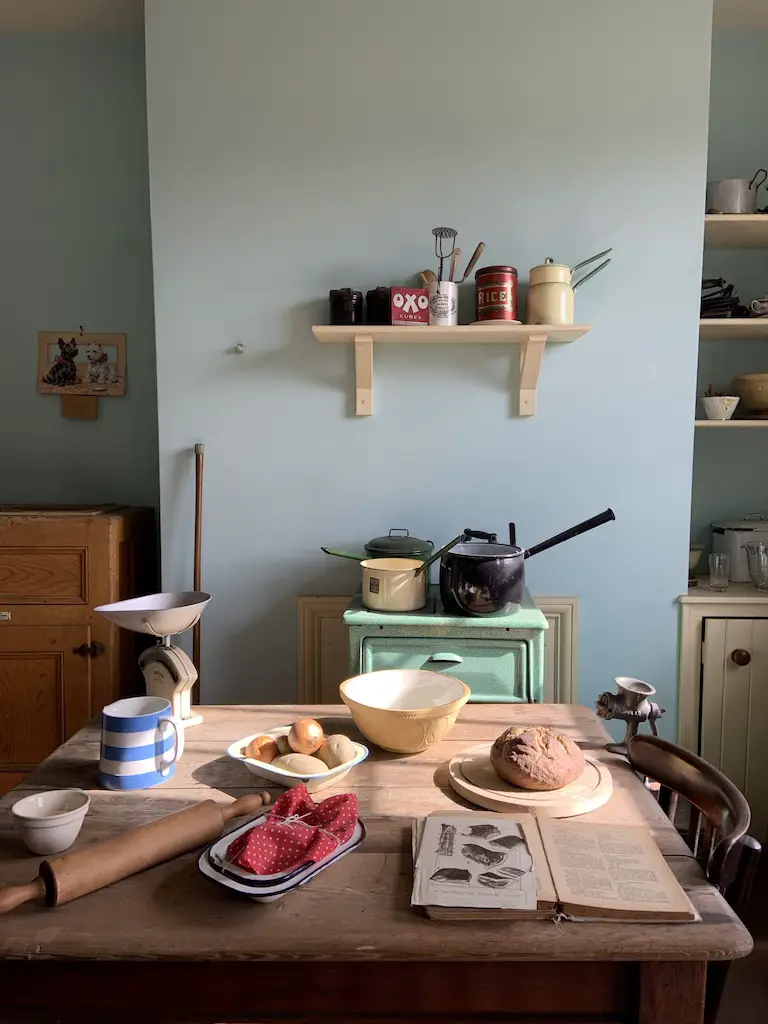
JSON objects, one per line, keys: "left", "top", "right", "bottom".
{"left": 343, "top": 586, "right": 548, "bottom": 703}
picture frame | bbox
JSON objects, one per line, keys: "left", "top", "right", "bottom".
{"left": 37, "top": 331, "right": 127, "bottom": 397}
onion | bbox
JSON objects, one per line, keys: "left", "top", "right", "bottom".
{"left": 288, "top": 717, "right": 325, "bottom": 754}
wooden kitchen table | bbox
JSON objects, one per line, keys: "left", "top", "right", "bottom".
{"left": 0, "top": 704, "right": 753, "bottom": 1024}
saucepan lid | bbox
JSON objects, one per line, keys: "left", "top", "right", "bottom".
{"left": 365, "top": 529, "right": 433, "bottom": 557}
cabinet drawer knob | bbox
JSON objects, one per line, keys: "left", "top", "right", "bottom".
{"left": 731, "top": 648, "right": 751, "bottom": 667}
{"left": 428, "top": 653, "right": 463, "bottom": 664}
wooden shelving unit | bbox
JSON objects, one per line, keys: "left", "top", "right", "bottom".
{"left": 700, "top": 319, "right": 768, "bottom": 340}
{"left": 313, "top": 323, "right": 590, "bottom": 417}
{"left": 704, "top": 214, "right": 768, "bottom": 249}
{"left": 695, "top": 420, "right": 768, "bottom": 428}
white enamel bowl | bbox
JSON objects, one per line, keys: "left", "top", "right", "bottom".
{"left": 227, "top": 725, "right": 368, "bottom": 793}
{"left": 12, "top": 789, "right": 90, "bottom": 855}
{"left": 339, "top": 669, "right": 471, "bottom": 753}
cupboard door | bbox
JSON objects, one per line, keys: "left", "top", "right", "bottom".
{"left": 0, "top": 626, "right": 91, "bottom": 771}
{"left": 700, "top": 617, "right": 768, "bottom": 843}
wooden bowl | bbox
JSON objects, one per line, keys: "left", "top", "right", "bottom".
{"left": 734, "top": 374, "right": 768, "bottom": 415}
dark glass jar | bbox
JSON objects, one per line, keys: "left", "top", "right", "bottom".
{"left": 329, "top": 288, "right": 363, "bottom": 325}
{"left": 366, "top": 287, "right": 391, "bottom": 325}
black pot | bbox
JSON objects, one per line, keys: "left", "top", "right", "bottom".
{"left": 440, "top": 509, "right": 615, "bottom": 616}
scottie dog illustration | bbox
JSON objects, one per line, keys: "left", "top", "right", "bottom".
{"left": 42, "top": 337, "right": 79, "bottom": 386}
{"left": 85, "top": 343, "right": 118, "bottom": 386}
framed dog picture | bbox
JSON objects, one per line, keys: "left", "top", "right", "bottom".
{"left": 37, "top": 332, "right": 127, "bottom": 397}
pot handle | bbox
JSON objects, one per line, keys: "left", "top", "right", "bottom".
{"left": 749, "top": 168, "right": 768, "bottom": 191}
{"left": 414, "top": 533, "right": 466, "bottom": 576}
{"left": 462, "top": 529, "right": 498, "bottom": 543}
{"left": 524, "top": 508, "right": 615, "bottom": 560}
{"left": 321, "top": 547, "right": 365, "bottom": 561}
{"left": 388, "top": 528, "right": 410, "bottom": 537}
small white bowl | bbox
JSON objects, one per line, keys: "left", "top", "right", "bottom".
{"left": 12, "top": 789, "right": 90, "bottom": 855}
{"left": 701, "top": 395, "right": 739, "bottom": 420}
{"left": 227, "top": 726, "right": 368, "bottom": 793}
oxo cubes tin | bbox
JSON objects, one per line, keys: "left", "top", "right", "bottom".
{"left": 475, "top": 266, "right": 519, "bottom": 322}
{"left": 390, "top": 287, "right": 429, "bottom": 326}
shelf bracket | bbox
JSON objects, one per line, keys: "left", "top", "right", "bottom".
{"left": 354, "top": 334, "right": 373, "bottom": 416}
{"left": 519, "top": 333, "right": 547, "bottom": 416}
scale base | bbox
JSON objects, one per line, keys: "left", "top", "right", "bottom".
{"left": 180, "top": 711, "right": 204, "bottom": 729}
{"left": 139, "top": 644, "right": 203, "bottom": 729}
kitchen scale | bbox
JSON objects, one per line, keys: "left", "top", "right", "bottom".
{"left": 95, "top": 591, "right": 211, "bottom": 728}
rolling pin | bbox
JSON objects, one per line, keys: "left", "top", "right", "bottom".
{"left": 0, "top": 791, "right": 270, "bottom": 914}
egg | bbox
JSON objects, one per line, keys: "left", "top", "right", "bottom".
{"left": 288, "top": 718, "right": 325, "bottom": 755}
{"left": 272, "top": 753, "right": 327, "bottom": 776}
{"left": 317, "top": 734, "right": 356, "bottom": 768}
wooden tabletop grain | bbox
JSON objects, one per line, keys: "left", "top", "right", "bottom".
{"left": 0, "top": 704, "right": 753, "bottom": 963}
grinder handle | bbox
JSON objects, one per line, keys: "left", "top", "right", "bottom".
{"left": 0, "top": 877, "right": 46, "bottom": 914}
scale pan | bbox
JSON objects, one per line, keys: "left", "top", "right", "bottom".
{"left": 95, "top": 592, "right": 211, "bottom": 636}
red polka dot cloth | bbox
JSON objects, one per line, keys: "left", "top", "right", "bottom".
{"left": 225, "top": 784, "right": 359, "bottom": 875}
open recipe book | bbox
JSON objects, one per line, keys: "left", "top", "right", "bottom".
{"left": 412, "top": 812, "right": 699, "bottom": 922}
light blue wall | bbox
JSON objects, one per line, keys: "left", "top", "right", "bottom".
{"left": 692, "top": 31, "right": 768, "bottom": 547}
{"left": 145, "top": 0, "right": 712, "bottom": 732}
{"left": 0, "top": 34, "right": 158, "bottom": 508}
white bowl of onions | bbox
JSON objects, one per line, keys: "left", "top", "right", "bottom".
{"left": 227, "top": 718, "right": 369, "bottom": 793}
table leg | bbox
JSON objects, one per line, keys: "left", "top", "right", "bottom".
{"left": 640, "top": 962, "right": 707, "bottom": 1024}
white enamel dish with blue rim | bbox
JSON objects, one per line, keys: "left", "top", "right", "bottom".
{"left": 198, "top": 811, "right": 366, "bottom": 902}
{"left": 226, "top": 725, "right": 368, "bottom": 793}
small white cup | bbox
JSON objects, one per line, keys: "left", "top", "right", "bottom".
{"left": 750, "top": 298, "right": 768, "bottom": 316}
{"left": 428, "top": 281, "right": 458, "bottom": 326}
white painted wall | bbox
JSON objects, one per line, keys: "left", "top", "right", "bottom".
{"left": 145, "top": 0, "right": 712, "bottom": 733}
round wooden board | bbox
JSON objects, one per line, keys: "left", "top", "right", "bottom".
{"left": 448, "top": 744, "right": 613, "bottom": 817}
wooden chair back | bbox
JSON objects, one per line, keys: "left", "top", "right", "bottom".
{"left": 627, "top": 734, "right": 760, "bottom": 910}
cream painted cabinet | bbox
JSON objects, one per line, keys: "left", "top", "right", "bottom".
{"left": 700, "top": 617, "right": 768, "bottom": 843}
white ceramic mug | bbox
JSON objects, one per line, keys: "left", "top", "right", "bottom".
{"left": 99, "top": 696, "right": 184, "bottom": 790}
{"left": 428, "top": 281, "right": 458, "bottom": 326}
{"left": 751, "top": 298, "right": 768, "bottom": 316}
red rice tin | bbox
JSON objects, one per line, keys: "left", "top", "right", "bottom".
{"left": 475, "top": 265, "right": 519, "bottom": 322}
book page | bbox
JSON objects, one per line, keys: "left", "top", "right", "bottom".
{"left": 538, "top": 818, "right": 698, "bottom": 920}
{"left": 412, "top": 812, "right": 543, "bottom": 910}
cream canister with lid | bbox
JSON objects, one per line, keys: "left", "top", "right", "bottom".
{"left": 526, "top": 259, "right": 574, "bottom": 325}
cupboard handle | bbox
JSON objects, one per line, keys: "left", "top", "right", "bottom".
{"left": 731, "top": 648, "right": 751, "bottom": 667}
{"left": 73, "top": 641, "right": 105, "bottom": 658}
{"left": 428, "top": 653, "right": 463, "bottom": 664}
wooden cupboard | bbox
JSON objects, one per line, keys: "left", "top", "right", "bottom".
{"left": 0, "top": 505, "right": 155, "bottom": 794}
{"left": 699, "top": 616, "right": 768, "bottom": 844}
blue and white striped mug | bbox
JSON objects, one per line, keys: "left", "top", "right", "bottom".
{"left": 99, "top": 696, "right": 184, "bottom": 790}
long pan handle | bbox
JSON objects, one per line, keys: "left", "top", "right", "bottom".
{"left": 524, "top": 508, "right": 615, "bottom": 560}
{"left": 321, "top": 547, "right": 365, "bottom": 562}
{"left": 414, "top": 533, "right": 466, "bottom": 577}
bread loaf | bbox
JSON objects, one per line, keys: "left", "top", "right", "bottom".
{"left": 490, "top": 725, "right": 584, "bottom": 791}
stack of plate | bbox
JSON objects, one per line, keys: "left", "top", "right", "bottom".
{"left": 198, "top": 811, "right": 366, "bottom": 902}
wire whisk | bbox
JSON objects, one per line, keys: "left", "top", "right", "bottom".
{"left": 432, "top": 226, "right": 457, "bottom": 289}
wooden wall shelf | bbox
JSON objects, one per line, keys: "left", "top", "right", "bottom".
{"left": 704, "top": 214, "right": 768, "bottom": 249}
{"left": 312, "top": 323, "right": 590, "bottom": 417}
{"left": 695, "top": 420, "right": 768, "bottom": 428}
{"left": 700, "top": 319, "right": 768, "bottom": 340}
